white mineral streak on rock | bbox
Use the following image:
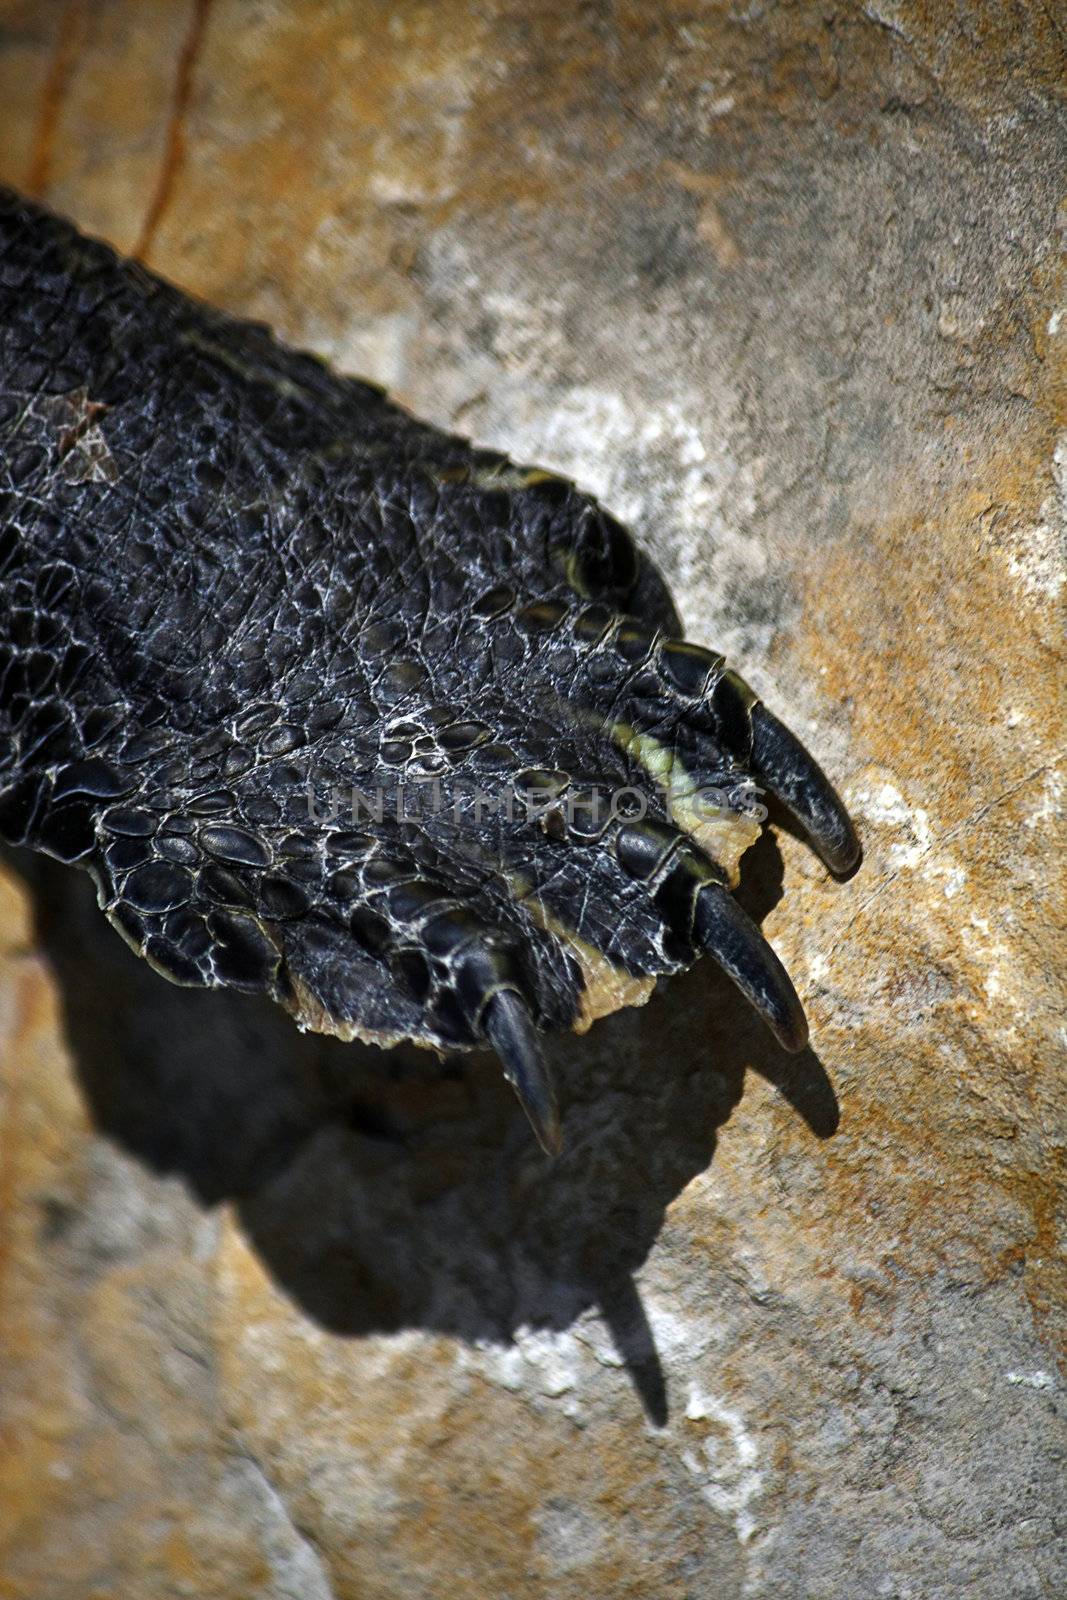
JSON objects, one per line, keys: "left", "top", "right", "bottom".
{"left": 682, "top": 1385, "right": 764, "bottom": 1547}
{"left": 1005, "top": 436, "right": 1067, "bottom": 602}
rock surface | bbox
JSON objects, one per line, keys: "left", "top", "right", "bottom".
{"left": 0, "top": 2, "right": 1064, "bottom": 1596}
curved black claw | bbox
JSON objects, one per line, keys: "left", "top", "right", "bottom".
{"left": 749, "top": 702, "right": 860, "bottom": 877}
{"left": 713, "top": 668, "right": 860, "bottom": 876}
{"left": 694, "top": 883, "right": 809, "bottom": 1053}
{"left": 483, "top": 989, "right": 562, "bottom": 1156}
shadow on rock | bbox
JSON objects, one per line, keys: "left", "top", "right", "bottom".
{"left": 6, "top": 828, "right": 837, "bottom": 1426}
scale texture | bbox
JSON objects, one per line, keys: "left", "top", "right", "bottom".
{"left": 0, "top": 186, "right": 855, "bottom": 1142}
{"left": 0, "top": 3, "right": 1063, "bottom": 1597}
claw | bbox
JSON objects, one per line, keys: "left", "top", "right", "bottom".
{"left": 483, "top": 988, "right": 562, "bottom": 1155}
{"left": 714, "top": 670, "right": 860, "bottom": 876}
{"left": 615, "top": 822, "right": 806, "bottom": 1048}
{"left": 749, "top": 701, "right": 860, "bottom": 877}
{"left": 454, "top": 939, "right": 562, "bottom": 1153}
{"left": 694, "top": 882, "right": 809, "bottom": 1052}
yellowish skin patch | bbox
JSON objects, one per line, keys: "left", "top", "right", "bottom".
{"left": 609, "top": 722, "right": 761, "bottom": 888}
{"left": 285, "top": 973, "right": 417, "bottom": 1050}
{"left": 515, "top": 895, "right": 657, "bottom": 1034}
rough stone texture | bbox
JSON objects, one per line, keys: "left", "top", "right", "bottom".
{"left": 0, "top": 2, "right": 1064, "bottom": 1596}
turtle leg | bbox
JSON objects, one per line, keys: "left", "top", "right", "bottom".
{"left": 0, "top": 190, "right": 864, "bottom": 1156}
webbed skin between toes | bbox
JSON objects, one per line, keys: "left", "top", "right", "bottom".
{"left": 0, "top": 188, "right": 859, "bottom": 1149}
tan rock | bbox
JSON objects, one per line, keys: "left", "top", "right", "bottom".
{"left": 0, "top": 2, "right": 1063, "bottom": 1596}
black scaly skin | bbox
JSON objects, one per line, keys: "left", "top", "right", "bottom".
{"left": 0, "top": 188, "right": 859, "bottom": 1152}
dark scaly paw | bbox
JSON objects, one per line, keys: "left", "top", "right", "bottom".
{"left": 0, "top": 187, "right": 860, "bottom": 1151}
